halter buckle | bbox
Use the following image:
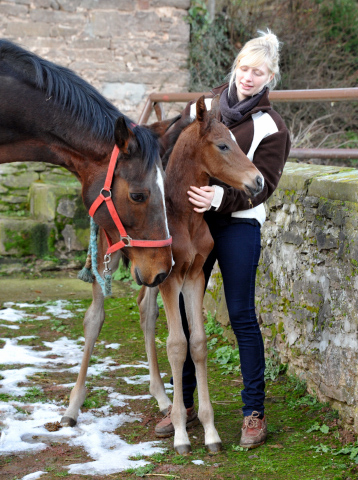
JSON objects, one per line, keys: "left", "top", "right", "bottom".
{"left": 100, "top": 187, "right": 112, "bottom": 199}
{"left": 103, "top": 253, "right": 111, "bottom": 275}
{"left": 121, "top": 235, "right": 132, "bottom": 247}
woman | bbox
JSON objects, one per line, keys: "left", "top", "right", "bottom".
{"left": 155, "top": 30, "right": 291, "bottom": 449}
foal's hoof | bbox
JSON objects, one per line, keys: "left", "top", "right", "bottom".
{"left": 61, "top": 416, "right": 77, "bottom": 427}
{"left": 175, "top": 444, "right": 191, "bottom": 455}
{"left": 206, "top": 442, "right": 222, "bottom": 455}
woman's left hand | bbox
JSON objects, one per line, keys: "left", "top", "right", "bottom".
{"left": 187, "top": 185, "right": 215, "bottom": 213}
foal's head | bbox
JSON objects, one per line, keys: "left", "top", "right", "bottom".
{"left": 193, "top": 95, "right": 264, "bottom": 196}
{"left": 83, "top": 118, "right": 172, "bottom": 287}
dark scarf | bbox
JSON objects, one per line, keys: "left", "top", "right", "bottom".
{"left": 219, "top": 86, "right": 268, "bottom": 127}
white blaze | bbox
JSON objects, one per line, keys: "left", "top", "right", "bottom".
{"left": 156, "top": 166, "right": 170, "bottom": 239}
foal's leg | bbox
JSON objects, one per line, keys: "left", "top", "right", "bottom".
{"left": 61, "top": 233, "right": 120, "bottom": 426}
{"left": 182, "top": 267, "right": 222, "bottom": 453}
{"left": 137, "top": 285, "right": 172, "bottom": 414}
{"left": 159, "top": 278, "right": 191, "bottom": 454}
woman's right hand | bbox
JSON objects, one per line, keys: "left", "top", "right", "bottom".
{"left": 187, "top": 185, "right": 215, "bottom": 213}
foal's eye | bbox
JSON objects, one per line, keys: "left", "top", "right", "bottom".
{"left": 218, "top": 144, "right": 229, "bottom": 151}
{"left": 129, "top": 193, "right": 146, "bottom": 203}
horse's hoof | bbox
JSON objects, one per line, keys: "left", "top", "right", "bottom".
{"left": 206, "top": 442, "right": 222, "bottom": 455}
{"left": 61, "top": 416, "right": 77, "bottom": 427}
{"left": 175, "top": 444, "right": 191, "bottom": 455}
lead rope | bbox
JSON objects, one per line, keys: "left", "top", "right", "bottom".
{"left": 77, "top": 217, "right": 112, "bottom": 297}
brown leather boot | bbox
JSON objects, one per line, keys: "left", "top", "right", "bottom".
{"left": 240, "top": 411, "right": 267, "bottom": 449}
{"left": 155, "top": 405, "right": 200, "bottom": 438}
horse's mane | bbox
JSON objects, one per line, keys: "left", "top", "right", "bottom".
{"left": 0, "top": 39, "right": 159, "bottom": 169}
{"left": 161, "top": 115, "right": 193, "bottom": 170}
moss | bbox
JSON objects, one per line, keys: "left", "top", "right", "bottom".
{"left": 4, "top": 229, "right": 31, "bottom": 256}
{"left": 278, "top": 321, "right": 285, "bottom": 334}
{"left": 270, "top": 323, "right": 277, "bottom": 339}
{"left": 48, "top": 228, "right": 57, "bottom": 253}
{"left": 207, "top": 270, "right": 223, "bottom": 302}
{"left": 72, "top": 195, "right": 90, "bottom": 230}
{"left": 31, "top": 224, "right": 49, "bottom": 257}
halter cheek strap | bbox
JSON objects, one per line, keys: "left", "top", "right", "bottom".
{"left": 89, "top": 144, "right": 172, "bottom": 255}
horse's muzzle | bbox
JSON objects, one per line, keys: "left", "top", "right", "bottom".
{"left": 135, "top": 268, "right": 168, "bottom": 287}
{"left": 245, "top": 174, "right": 264, "bottom": 197}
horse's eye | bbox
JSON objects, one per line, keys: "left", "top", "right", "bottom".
{"left": 218, "top": 144, "right": 229, "bottom": 151}
{"left": 130, "top": 193, "right": 146, "bottom": 203}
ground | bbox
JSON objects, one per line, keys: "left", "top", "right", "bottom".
{"left": 0, "top": 271, "right": 357, "bottom": 480}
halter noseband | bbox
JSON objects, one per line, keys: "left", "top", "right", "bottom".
{"left": 89, "top": 144, "right": 172, "bottom": 257}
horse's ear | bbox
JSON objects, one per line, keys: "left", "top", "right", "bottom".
{"left": 114, "top": 116, "right": 133, "bottom": 152}
{"left": 209, "top": 94, "right": 221, "bottom": 121}
{"left": 196, "top": 95, "right": 208, "bottom": 124}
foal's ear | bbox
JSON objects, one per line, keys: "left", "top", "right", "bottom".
{"left": 114, "top": 116, "right": 134, "bottom": 152}
{"left": 209, "top": 94, "right": 221, "bottom": 121}
{"left": 196, "top": 95, "right": 208, "bottom": 124}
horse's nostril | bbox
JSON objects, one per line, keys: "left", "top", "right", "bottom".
{"left": 134, "top": 268, "right": 143, "bottom": 286}
{"left": 256, "top": 175, "right": 264, "bottom": 192}
{"left": 152, "top": 272, "right": 168, "bottom": 287}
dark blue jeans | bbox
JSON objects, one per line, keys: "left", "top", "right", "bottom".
{"left": 175, "top": 217, "right": 265, "bottom": 417}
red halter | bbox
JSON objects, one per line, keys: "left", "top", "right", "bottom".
{"left": 89, "top": 145, "right": 172, "bottom": 255}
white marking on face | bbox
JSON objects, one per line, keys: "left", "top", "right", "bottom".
{"left": 156, "top": 165, "right": 170, "bottom": 238}
{"left": 230, "top": 131, "right": 237, "bottom": 144}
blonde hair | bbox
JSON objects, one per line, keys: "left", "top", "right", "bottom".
{"left": 228, "top": 29, "right": 281, "bottom": 94}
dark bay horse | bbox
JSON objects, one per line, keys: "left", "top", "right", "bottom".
{"left": 137, "top": 96, "right": 264, "bottom": 454}
{"left": 0, "top": 40, "right": 175, "bottom": 424}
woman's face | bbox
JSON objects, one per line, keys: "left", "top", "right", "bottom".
{"left": 235, "top": 60, "right": 274, "bottom": 101}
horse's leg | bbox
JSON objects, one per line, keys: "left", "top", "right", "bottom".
{"left": 61, "top": 231, "right": 120, "bottom": 426}
{"left": 137, "top": 285, "right": 172, "bottom": 414}
{"left": 159, "top": 278, "right": 191, "bottom": 454}
{"left": 182, "top": 266, "right": 222, "bottom": 453}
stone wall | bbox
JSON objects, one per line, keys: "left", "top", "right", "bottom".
{"left": 204, "top": 162, "right": 358, "bottom": 432}
{"left": 0, "top": 0, "right": 190, "bottom": 120}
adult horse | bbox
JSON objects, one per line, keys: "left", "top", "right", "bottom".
{"left": 0, "top": 39, "right": 173, "bottom": 285}
{"left": 0, "top": 40, "right": 175, "bottom": 422}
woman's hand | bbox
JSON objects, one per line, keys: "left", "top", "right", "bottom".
{"left": 187, "top": 185, "right": 215, "bottom": 213}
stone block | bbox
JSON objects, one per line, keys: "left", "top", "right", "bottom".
{"left": 279, "top": 162, "right": 342, "bottom": 192}
{"left": 101, "top": 82, "right": 146, "bottom": 105}
{"left": 61, "top": 224, "right": 89, "bottom": 251}
{"left": 57, "top": 199, "right": 76, "bottom": 218}
{"left": 29, "top": 182, "right": 81, "bottom": 221}
{"left": 80, "top": 0, "right": 135, "bottom": 10}
{"left": 0, "top": 4, "right": 29, "bottom": 16}
{"left": 3, "top": 172, "right": 39, "bottom": 189}
{"left": 5, "top": 22, "right": 55, "bottom": 38}
{"left": 308, "top": 169, "right": 358, "bottom": 203}
{"left": 0, "top": 217, "right": 54, "bottom": 257}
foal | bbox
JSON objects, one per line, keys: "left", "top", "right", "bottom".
{"left": 138, "top": 96, "right": 264, "bottom": 454}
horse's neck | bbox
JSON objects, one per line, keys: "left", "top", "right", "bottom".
{"left": 0, "top": 82, "right": 110, "bottom": 179}
{"left": 165, "top": 140, "right": 209, "bottom": 217}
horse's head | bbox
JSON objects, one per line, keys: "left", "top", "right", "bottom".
{"left": 83, "top": 117, "right": 172, "bottom": 287}
{"left": 195, "top": 95, "right": 264, "bottom": 196}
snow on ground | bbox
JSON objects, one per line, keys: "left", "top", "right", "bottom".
{"left": 0, "top": 301, "right": 167, "bottom": 476}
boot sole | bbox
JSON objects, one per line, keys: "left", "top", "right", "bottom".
{"left": 155, "top": 416, "right": 200, "bottom": 438}
{"left": 240, "top": 439, "right": 266, "bottom": 449}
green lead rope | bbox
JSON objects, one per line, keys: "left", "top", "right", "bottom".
{"left": 77, "top": 217, "right": 112, "bottom": 297}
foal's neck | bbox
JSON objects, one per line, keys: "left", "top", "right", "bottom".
{"left": 165, "top": 135, "right": 209, "bottom": 217}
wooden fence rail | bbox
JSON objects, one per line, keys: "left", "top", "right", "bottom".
{"left": 138, "top": 88, "right": 358, "bottom": 160}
